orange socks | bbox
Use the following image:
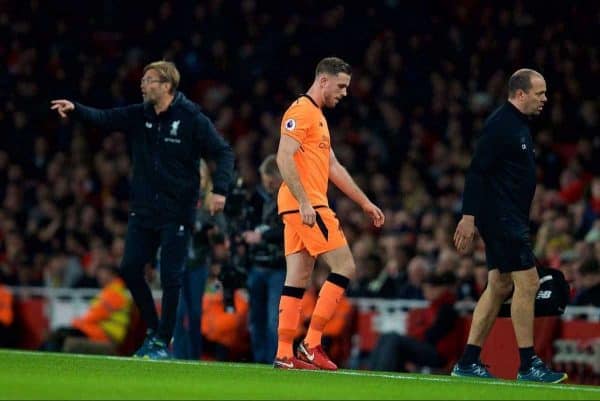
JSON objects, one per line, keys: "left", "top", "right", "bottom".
{"left": 276, "top": 294, "right": 303, "bottom": 359}
{"left": 304, "top": 280, "right": 345, "bottom": 349}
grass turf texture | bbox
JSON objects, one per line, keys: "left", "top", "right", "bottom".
{"left": 1, "top": 349, "right": 598, "bottom": 400}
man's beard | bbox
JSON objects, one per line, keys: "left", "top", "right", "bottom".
{"left": 143, "top": 95, "right": 156, "bottom": 105}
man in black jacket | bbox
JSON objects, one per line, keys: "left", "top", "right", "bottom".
{"left": 451, "top": 69, "right": 566, "bottom": 382}
{"left": 241, "top": 154, "right": 286, "bottom": 364}
{"left": 51, "top": 60, "right": 234, "bottom": 359}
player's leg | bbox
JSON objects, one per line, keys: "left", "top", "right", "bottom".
{"left": 274, "top": 249, "right": 317, "bottom": 370}
{"left": 453, "top": 227, "right": 514, "bottom": 377}
{"left": 511, "top": 266, "right": 538, "bottom": 351}
{"left": 467, "top": 269, "right": 513, "bottom": 346}
{"left": 512, "top": 266, "right": 567, "bottom": 382}
{"left": 296, "top": 207, "right": 352, "bottom": 370}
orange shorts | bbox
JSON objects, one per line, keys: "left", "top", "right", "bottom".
{"left": 282, "top": 206, "right": 347, "bottom": 257}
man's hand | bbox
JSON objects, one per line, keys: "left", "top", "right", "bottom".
{"left": 207, "top": 194, "right": 226, "bottom": 215}
{"left": 241, "top": 230, "right": 261, "bottom": 245}
{"left": 362, "top": 201, "right": 385, "bottom": 228}
{"left": 299, "top": 201, "right": 316, "bottom": 227}
{"left": 50, "top": 99, "right": 75, "bottom": 118}
{"left": 454, "top": 215, "right": 476, "bottom": 254}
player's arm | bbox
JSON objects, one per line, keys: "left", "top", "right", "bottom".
{"left": 329, "top": 149, "right": 384, "bottom": 227}
{"left": 276, "top": 134, "right": 315, "bottom": 226}
{"left": 328, "top": 149, "right": 369, "bottom": 207}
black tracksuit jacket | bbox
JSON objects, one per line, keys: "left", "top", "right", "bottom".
{"left": 462, "top": 101, "right": 536, "bottom": 233}
{"left": 74, "top": 92, "right": 234, "bottom": 226}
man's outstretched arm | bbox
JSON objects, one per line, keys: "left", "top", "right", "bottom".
{"left": 50, "top": 99, "right": 139, "bottom": 132}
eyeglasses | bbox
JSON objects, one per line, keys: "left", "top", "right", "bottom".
{"left": 140, "top": 78, "right": 165, "bottom": 85}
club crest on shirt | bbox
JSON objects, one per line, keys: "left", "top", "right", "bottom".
{"left": 319, "top": 135, "right": 330, "bottom": 149}
{"left": 285, "top": 118, "right": 296, "bottom": 131}
{"left": 170, "top": 120, "right": 180, "bottom": 136}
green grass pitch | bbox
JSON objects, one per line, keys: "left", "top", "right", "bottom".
{"left": 1, "top": 349, "right": 598, "bottom": 400}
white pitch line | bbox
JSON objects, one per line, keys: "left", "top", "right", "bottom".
{"left": 333, "top": 369, "right": 600, "bottom": 393}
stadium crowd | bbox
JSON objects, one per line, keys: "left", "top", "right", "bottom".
{"left": 1, "top": 0, "right": 599, "bottom": 364}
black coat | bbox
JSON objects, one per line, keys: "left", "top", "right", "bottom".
{"left": 73, "top": 92, "right": 234, "bottom": 225}
{"left": 462, "top": 102, "right": 536, "bottom": 230}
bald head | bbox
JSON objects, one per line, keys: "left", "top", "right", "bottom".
{"left": 507, "top": 68, "right": 547, "bottom": 116}
{"left": 508, "top": 69, "right": 544, "bottom": 98}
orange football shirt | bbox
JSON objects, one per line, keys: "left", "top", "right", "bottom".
{"left": 277, "top": 95, "right": 331, "bottom": 214}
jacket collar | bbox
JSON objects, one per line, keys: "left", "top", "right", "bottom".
{"left": 506, "top": 101, "right": 531, "bottom": 124}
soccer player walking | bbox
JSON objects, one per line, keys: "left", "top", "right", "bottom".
{"left": 452, "top": 69, "right": 567, "bottom": 382}
{"left": 273, "top": 57, "right": 385, "bottom": 370}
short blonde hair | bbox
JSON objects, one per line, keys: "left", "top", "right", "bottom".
{"left": 143, "top": 60, "right": 180, "bottom": 94}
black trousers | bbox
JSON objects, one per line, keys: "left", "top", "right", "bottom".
{"left": 368, "top": 333, "right": 444, "bottom": 372}
{"left": 119, "top": 212, "right": 191, "bottom": 345}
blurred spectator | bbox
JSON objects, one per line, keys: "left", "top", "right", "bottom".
{"left": 0, "top": 228, "right": 30, "bottom": 286}
{"left": 0, "top": 279, "right": 16, "bottom": 347}
{"left": 455, "top": 256, "right": 478, "bottom": 301}
{"left": 39, "top": 264, "right": 132, "bottom": 353}
{"left": 572, "top": 259, "right": 600, "bottom": 307}
{"left": 368, "top": 271, "right": 463, "bottom": 372}
{"left": 44, "top": 253, "right": 82, "bottom": 288}
{"left": 397, "top": 256, "right": 430, "bottom": 300}
{"left": 73, "top": 236, "right": 112, "bottom": 288}
{"left": 173, "top": 159, "right": 226, "bottom": 361}
{"left": 241, "top": 154, "right": 286, "bottom": 364}
{"left": 200, "top": 263, "right": 250, "bottom": 362}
